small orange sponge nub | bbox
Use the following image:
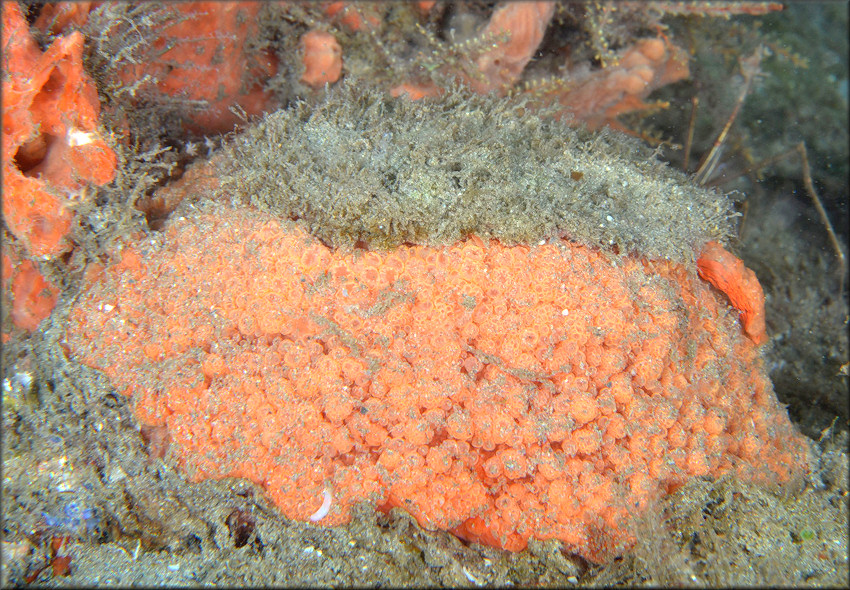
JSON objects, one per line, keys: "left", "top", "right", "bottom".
{"left": 2, "top": 249, "right": 59, "bottom": 332}
{"left": 66, "top": 202, "right": 809, "bottom": 563}
{"left": 300, "top": 30, "right": 343, "bottom": 88}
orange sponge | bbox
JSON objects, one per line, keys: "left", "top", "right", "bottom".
{"left": 301, "top": 30, "right": 343, "bottom": 88}
{"left": 115, "top": 2, "right": 278, "bottom": 134}
{"left": 2, "top": 245, "right": 59, "bottom": 333}
{"left": 1, "top": 2, "right": 117, "bottom": 258}
{"left": 468, "top": 1, "right": 556, "bottom": 94}
{"left": 545, "top": 36, "right": 691, "bottom": 130}
{"left": 65, "top": 201, "right": 809, "bottom": 563}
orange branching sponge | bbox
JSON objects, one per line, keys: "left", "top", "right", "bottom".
{"left": 66, "top": 202, "right": 809, "bottom": 563}
{"left": 300, "top": 30, "right": 344, "bottom": 89}
{"left": 697, "top": 241, "right": 768, "bottom": 346}
{"left": 466, "top": 1, "right": 556, "bottom": 94}
{"left": 1, "top": 2, "right": 117, "bottom": 258}
{"left": 33, "top": 1, "right": 94, "bottom": 35}
{"left": 392, "top": 1, "right": 555, "bottom": 101}
{"left": 400, "top": 13, "right": 688, "bottom": 130}
{"left": 117, "top": 2, "right": 278, "bottom": 134}
{"left": 543, "top": 37, "right": 691, "bottom": 130}
{"left": 323, "top": 1, "right": 382, "bottom": 32}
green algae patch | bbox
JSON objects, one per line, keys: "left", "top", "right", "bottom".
{"left": 217, "top": 83, "right": 735, "bottom": 262}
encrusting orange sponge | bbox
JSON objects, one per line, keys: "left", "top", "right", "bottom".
{"left": 2, "top": 2, "right": 117, "bottom": 258}
{"left": 65, "top": 201, "right": 808, "bottom": 563}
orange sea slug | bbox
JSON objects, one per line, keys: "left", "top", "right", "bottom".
{"left": 696, "top": 241, "right": 768, "bottom": 345}
{"left": 65, "top": 201, "right": 808, "bottom": 564}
